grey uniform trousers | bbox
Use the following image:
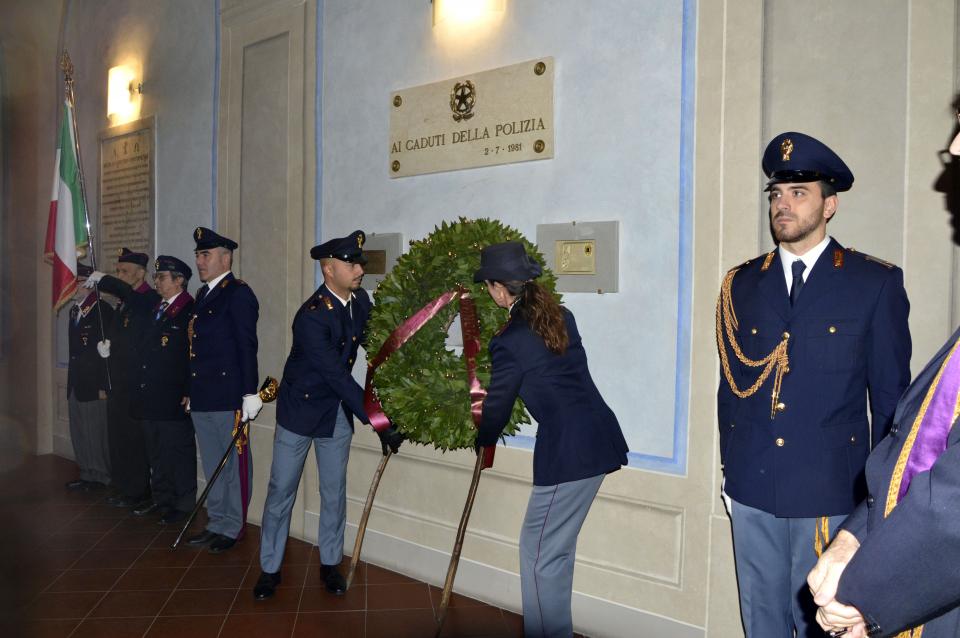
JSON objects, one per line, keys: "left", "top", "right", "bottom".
{"left": 192, "top": 410, "right": 252, "bottom": 539}
{"left": 519, "top": 473, "right": 605, "bottom": 638}
{"left": 730, "top": 498, "right": 844, "bottom": 638}
{"left": 68, "top": 392, "right": 111, "bottom": 484}
{"left": 259, "top": 409, "right": 353, "bottom": 572}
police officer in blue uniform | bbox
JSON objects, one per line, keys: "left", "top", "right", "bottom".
{"left": 252, "top": 230, "right": 403, "bottom": 600}
{"left": 716, "top": 132, "right": 912, "bottom": 637}
{"left": 473, "top": 241, "right": 628, "bottom": 637}
{"left": 86, "top": 248, "right": 160, "bottom": 510}
{"left": 134, "top": 256, "right": 196, "bottom": 526}
{"left": 186, "top": 227, "right": 261, "bottom": 554}
{"left": 807, "top": 129, "right": 960, "bottom": 638}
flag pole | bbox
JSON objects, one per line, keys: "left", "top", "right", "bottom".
{"left": 60, "top": 50, "right": 111, "bottom": 390}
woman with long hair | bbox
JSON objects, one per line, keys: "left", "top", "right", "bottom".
{"left": 474, "top": 241, "right": 628, "bottom": 637}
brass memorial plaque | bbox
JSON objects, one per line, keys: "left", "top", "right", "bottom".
{"left": 362, "top": 249, "right": 388, "bottom": 275}
{"left": 555, "top": 240, "right": 597, "bottom": 275}
{"left": 389, "top": 58, "right": 554, "bottom": 177}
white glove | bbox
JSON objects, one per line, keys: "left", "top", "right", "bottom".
{"left": 82, "top": 271, "right": 106, "bottom": 288}
{"left": 96, "top": 339, "right": 111, "bottom": 358}
{"left": 242, "top": 393, "right": 263, "bottom": 421}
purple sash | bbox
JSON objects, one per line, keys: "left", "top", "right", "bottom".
{"left": 896, "top": 339, "right": 960, "bottom": 503}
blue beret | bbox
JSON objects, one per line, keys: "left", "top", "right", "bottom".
{"left": 310, "top": 230, "right": 367, "bottom": 264}
{"left": 762, "top": 132, "right": 854, "bottom": 192}
{"left": 193, "top": 226, "right": 238, "bottom": 251}
{"left": 155, "top": 255, "right": 192, "bottom": 281}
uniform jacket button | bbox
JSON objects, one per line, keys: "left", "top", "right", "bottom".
{"left": 191, "top": 372, "right": 196, "bottom": 377}
{"left": 221, "top": 371, "right": 226, "bottom": 376}
{"left": 866, "top": 495, "right": 875, "bottom": 506}
{"left": 775, "top": 437, "right": 785, "bottom": 447}
{"left": 776, "top": 402, "right": 786, "bottom": 412}
{"left": 304, "top": 393, "right": 309, "bottom": 398}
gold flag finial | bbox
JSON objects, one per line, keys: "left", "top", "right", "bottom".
{"left": 59, "top": 51, "right": 74, "bottom": 82}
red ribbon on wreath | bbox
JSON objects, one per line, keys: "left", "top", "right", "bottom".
{"left": 364, "top": 287, "right": 495, "bottom": 469}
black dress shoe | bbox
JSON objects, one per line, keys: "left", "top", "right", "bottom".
{"left": 133, "top": 501, "right": 159, "bottom": 517}
{"left": 160, "top": 510, "right": 188, "bottom": 525}
{"left": 320, "top": 564, "right": 346, "bottom": 595}
{"left": 65, "top": 479, "right": 86, "bottom": 490}
{"left": 208, "top": 535, "right": 237, "bottom": 554}
{"left": 186, "top": 530, "right": 219, "bottom": 546}
{"left": 112, "top": 496, "right": 137, "bottom": 508}
{"left": 253, "top": 571, "right": 282, "bottom": 600}
{"left": 82, "top": 481, "right": 107, "bottom": 492}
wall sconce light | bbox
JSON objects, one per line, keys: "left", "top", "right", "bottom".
{"left": 107, "top": 65, "right": 142, "bottom": 121}
{"left": 433, "top": 0, "right": 506, "bottom": 26}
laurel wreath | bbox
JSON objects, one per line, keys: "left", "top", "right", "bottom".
{"left": 365, "top": 217, "right": 559, "bottom": 451}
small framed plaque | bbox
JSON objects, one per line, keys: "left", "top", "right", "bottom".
{"left": 361, "top": 233, "right": 404, "bottom": 290}
{"left": 537, "top": 221, "right": 619, "bottom": 293}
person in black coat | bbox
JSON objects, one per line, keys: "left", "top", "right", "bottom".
{"left": 806, "top": 127, "right": 960, "bottom": 638}
{"left": 131, "top": 256, "right": 197, "bottom": 525}
{"left": 473, "top": 241, "right": 628, "bottom": 637}
{"left": 65, "top": 281, "right": 115, "bottom": 490}
{"left": 85, "top": 248, "right": 159, "bottom": 509}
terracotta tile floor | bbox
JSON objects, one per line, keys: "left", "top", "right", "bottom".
{"left": 0, "top": 455, "right": 551, "bottom": 637}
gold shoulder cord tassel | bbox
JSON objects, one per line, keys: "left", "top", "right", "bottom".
{"left": 814, "top": 516, "right": 830, "bottom": 557}
{"left": 716, "top": 268, "right": 791, "bottom": 419}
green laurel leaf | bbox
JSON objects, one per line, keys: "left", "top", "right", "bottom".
{"left": 365, "top": 217, "right": 558, "bottom": 451}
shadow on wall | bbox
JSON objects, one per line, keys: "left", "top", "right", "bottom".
{"left": 933, "top": 94, "right": 960, "bottom": 248}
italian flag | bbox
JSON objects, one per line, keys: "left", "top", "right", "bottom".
{"left": 44, "top": 100, "right": 89, "bottom": 311}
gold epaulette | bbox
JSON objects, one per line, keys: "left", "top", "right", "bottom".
{"left": 846, "top": 247, "right": 895, "bottom": 269}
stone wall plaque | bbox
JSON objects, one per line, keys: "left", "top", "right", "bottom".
{"left": 98, "top": 116, "right": 155, "bottom": 264}
{"left": 389, "top": 57, "right": 554, "bottom": 178}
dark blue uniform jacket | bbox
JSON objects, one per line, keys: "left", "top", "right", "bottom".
{"left": 68, "top": 295, "right": 115, "bottom": 402}
{"left": 718, "top": 239, "right": 911, "bottom": 517}
{"left": 477, "top": 308, "right": 628, "bottom": 486}
{"left": 98, "top": 277, "right": 160, "bottom": 395}
{"left": 188, "top": 273, "right": 259, "bottom": 412}
{"left": 276, "top": 284, "right": 371, "bottom": 438}
{"left": 837, "top": 326, "right": 960, "bottom": 638}
{"left": 135, "top": 292, "right": 195, "bottom": 421}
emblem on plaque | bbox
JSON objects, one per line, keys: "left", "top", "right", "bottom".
{"left": 161, "top": 335, "right": 169, "bottom": 347}
{"left": 450, "top": 80, "right": 477, "bottom": 122}
{"left": 781, "top": 138, "right": 794, "bottom": 161}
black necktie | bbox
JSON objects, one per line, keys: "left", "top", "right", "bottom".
{"left": 196, "top": 285, "right": 209, "bottom": 304}
{"left": 790, "top": 259, "right": 806, "bottom": 306}
{"left": 155, "top": 301, "right": 169, "bottom": 320}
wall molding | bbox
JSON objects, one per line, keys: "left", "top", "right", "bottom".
{"left": 300, "top": 511, "right": 703, "bottom": 638}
